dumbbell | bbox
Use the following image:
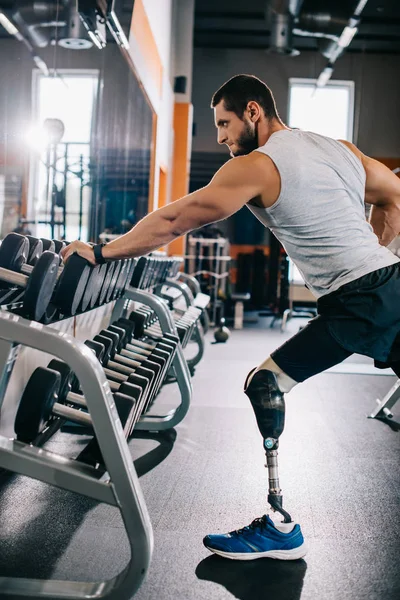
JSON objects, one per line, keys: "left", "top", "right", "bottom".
{"left": 108, "top": 323, "right": 176, "bottom": 412}
{"left": 130, "top": 306, "right": 190, "bottom": 344}
{"left": 117, "top": 316, "right": 179, "bottom": 353}
{"left": 95, "top": 328, "right": 164, "bottom": 384}
{"left": 26, "top": 236, "right": 43, "bottom": 265}
{"left": 14, "top": 366, "right": 137, "bottom": 443}
{"left": 25, "top": 236, "right": 105, "bottom": 313}
{"left": 0, "top": 233, "right": 92, "bottom": 318}
{"left": 115, "top": 318, "right": 179, "bottom": 382}
{"left": 52, "top": 239, "right": 66, "bottom": 254}
{"left": 102, "top": 324, "right": 172, "bottom": 393}
{"left": 27, "top": 237, "right": 66, "bottom": 265}
{"left": 48, "top": 357, "right": 143, "bottom": 409}
{"left": 92, "top": 332, "right": 161, "bottom": 411}
{"left": 96, "top": 260, "right": 125, "bottom": 307}
{"left": 113, "top": 320, "right": 176, "bottom": 370}
{"left": 0, "top": 234, "right": 59, "bottom": 321}
{"left": 73, "top": 341, "right": 150, "bottom": 420}
{"left": 23, "top": 235, "right": 112, "bottom": 313}
{"left": 84, "top": 335, "right": 156, "bottom": 426}
{"left": 81, "top": 340, "right": 151, "bottom": 426}
{"left": 93, "top": 258, "right": 133, "bottom": 308}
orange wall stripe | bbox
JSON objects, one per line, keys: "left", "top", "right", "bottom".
{"left": 157, "top": 166, "right": 168, "bottom": 252}
{"left": 169, "top": 102, "right": 193, "bottom": 256}
{"left": 374, "top": 157, "right": 400, "bottom": 176}
{"left": 130, "top": 0, "right": 163, "bottom": 97}
{"left": 158, "top": 166, "right": 167, "bottom": 209}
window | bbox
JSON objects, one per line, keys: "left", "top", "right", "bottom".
{"left": 288, "top": 78, "right": 354, "bottom": 141}
{"left": 28, "top": 70, "right": 98, "bottom": 241}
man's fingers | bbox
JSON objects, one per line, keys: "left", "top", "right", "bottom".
{"left": 60, "top": 241, "right": 96, "bottom": 266}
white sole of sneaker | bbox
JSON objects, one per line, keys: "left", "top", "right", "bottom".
{"left": 205, "top": 542, "right": 307, "bottom": 561}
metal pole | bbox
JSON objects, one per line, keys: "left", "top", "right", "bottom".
{"left": 78, "top": 153, "right": 84, "bottom": 240}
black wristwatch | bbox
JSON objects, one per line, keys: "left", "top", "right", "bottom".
{"left": 93, "top": 243, "right": 107, "bottom": 265}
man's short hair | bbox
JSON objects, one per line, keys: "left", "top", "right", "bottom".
{"left": 211, "top": 74, "right": 279, "bottom": 121}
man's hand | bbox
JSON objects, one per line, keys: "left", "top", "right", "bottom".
{"left": 60, "top": 241, "right": 96, "bottom": 265}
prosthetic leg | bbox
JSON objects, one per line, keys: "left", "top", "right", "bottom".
{"left": 244, "top": 368, "right": 293, "bottom": 523}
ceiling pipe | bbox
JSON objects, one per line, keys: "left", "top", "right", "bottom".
{"left": 12, "top": 2, "right": 66, "bottom": 48}
{"left": 265, "top": 0, "right": 304, "bottom": 55}
{"left": 0, "top": 11, "right": 49, "bottom": 75}
{"left": 315, "top": 0, "right": 370, "bottom": 88}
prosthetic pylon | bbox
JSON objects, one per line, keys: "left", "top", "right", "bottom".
{"left": 244, "top": 369, "right": 293, "bottom": 523}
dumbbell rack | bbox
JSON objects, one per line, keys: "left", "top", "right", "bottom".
{"left": 0, "top": 311, "right": 153, "bottom": 600}
{"left": 158, "top": 277, "right": 207, "bottom": 370}
{"left": 111, "top": 287, "right": 193, "bottom": 431}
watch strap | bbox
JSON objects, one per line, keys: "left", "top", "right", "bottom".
{"left": 93, "top": 243, "right": 107, "bottom": 265}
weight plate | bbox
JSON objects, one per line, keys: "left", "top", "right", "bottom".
{"left": 79, "top": 265, "right": 100, "bottom": 312}
{"left": 106, "top": 261, "right": 121, "bottom": 303}
{"left": 0, "top": 233, "right": 29, "bottom": 272}
{"left": 120, "top": 259, "right": 133, "bottom": 297}
{"left": 41, "top": 238, "right": 55, "bottom": 252}
{"left": 15, "top": 367, "right": 60, "bottom": 442}
{"left": 54, "top": 254, "right": 91, "bottom": 315}
{"left": 113, "top": 260, "right": 129, "bottom": 300}
{"left": 89, "top": 263, "right": 107, "bottom": 309}
{"left": 85, "top": 339, "right": 105, "bottom": 362}
{"left": 119, "top": 381, "right": 142, "bottom": 402}
{"left": 23, "top": 251, "right": 59, "bottom": 321}
{"left": 98, "top": 262, "right": 115, "bottom": 305}
{"left": 40, "top": 302, "right": 58, "bottom": 325}
{"left": 130, "top": 256, "right": 146, "bottom": 288}
{"left": 113, "top": 392, "right": 136, "bottom": 434}
{"left": 47, "top": 359, "right": 72, "bottom": 402}
{"left": 26, "top": 236, "right": 43, "bottom": 266}
{"left": 53, "top": 240, "right": 65, "bottom": 254}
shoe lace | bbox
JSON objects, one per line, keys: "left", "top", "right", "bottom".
{"left": 233, "top": 515, "right": 268, "bottom": 536}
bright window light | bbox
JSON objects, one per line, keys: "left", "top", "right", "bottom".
{"left": 288, "top": 78, "right": 354, "bottom": 141}
{"left": 37, "top": 76, "right": 96, "bottom": 143}
{"left": 29, "top": 71, "right": 98, "bottom": 242}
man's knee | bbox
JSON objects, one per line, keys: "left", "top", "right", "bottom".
{"left": 246, "top": 356, "right": 298, "bottom": 393}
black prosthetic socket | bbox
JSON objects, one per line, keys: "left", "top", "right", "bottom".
{"left": 244, "top": 369, "right": 292, "bottom": 523}
{"left": 244, "top": 369, "right": 285, "bottom": 444}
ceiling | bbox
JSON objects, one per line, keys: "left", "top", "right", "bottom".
{"left": 194, "top": 0, "right": 400, "bottom": 54}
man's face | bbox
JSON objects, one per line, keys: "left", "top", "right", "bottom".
{"left": 214, "top": 101, "right": 259, "bottom": 157}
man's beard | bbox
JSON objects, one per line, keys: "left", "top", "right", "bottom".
{"left": 231, "top": 121, "right": 259, "bottom": 156}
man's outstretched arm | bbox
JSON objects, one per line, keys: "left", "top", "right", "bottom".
{"left": 61, "top": 153, "right": 267, "bottom": 264}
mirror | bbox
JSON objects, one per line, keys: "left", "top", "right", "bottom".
{"left": 0, "top": 0, "right": 153, "bottom": 244}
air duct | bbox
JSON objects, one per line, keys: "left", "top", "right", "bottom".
{"left": 11, "top": 1, "right": 94, "bottom": 50}
{"left": 12, "top": 2, "right": 66, "bottom": 48}
{"left": 265, "top": 0, "right": 304, "bottom": 55}
{"left": 58, "top": 2, "right": 93, "bottom": 49}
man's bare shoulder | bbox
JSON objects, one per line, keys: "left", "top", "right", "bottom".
{"left": 238, "top": 151, "right": 280, "bottom": 208}
{"left": 337, "top": 139, "right": 364, "bottom": 162}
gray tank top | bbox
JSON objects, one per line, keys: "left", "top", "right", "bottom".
{"left": 248, "top": 129, "right": 399, "bottom": 298}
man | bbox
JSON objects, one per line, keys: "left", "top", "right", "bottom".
{"left": 62, "top": 74, "right": 400, "bottom": 561}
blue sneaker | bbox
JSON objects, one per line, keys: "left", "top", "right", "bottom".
{"left": 203, "top": 515, "right": 306, "bottom": 561}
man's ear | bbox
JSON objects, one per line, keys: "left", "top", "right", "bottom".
{"left": 247, "top": 101, "right": 260, "bottom": 121}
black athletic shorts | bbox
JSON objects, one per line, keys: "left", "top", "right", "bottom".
{"left": 271, "top": 262, "right": 400, "bottom": 382}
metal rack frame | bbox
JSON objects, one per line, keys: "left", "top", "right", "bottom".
{"left": 0, "top": 312, "right": 152, "bottom": 600}
{"left": 111, "top": 287, "right": 193, "bottom": 431}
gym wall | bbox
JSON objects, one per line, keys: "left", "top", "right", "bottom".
{"left": 191, "top": 49, "right": 400, "bottom": 157}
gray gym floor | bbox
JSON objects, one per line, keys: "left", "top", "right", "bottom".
{"left": 0, "top": 315, "right": 399, "bottom": 600}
